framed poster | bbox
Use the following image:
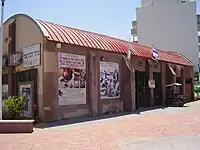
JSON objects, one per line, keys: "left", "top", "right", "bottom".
{"left": 23, "top": 43, "right": 41, "bottom": 68}
{"left": 58, "top": 52, "right": 86, "bottom": 105}
{"left": 18, "top": 82, "right": 33, "bottom": 118}
{"left": 100, "top": 61, "right": 120, "bottom": 99}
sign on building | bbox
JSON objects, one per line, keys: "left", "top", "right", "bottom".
{"left": 58, "top": 52, "right": 86, "bottom": 105}
{"left": 23, "top": 44, "right": 41, "bottom": 68}
{"left": 9, "top": 53, "right": 22, "bottom": 66}
{"left": 100, "top": 61, "right": 120, "bottom": 99}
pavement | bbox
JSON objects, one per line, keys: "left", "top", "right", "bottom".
{"left": 1, "top": 100, "right": 200, "bottom": 150}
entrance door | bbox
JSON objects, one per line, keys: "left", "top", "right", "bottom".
{"left": 135, "top": 71, "right": 148, "bottom": 108}
{"left": 15, "top": 69, "right": 38, "bottom": 120}
{"left": 185, "top": 78, "right": 193, "bottom": 102}
{"left": 153, "top": 72, "right": 162, "bottom": 106}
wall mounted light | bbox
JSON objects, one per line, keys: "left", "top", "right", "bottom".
{"left": 138, "top": 61, "right": 143, "bottom": 67}
{"left": 100, "top": 56, "right": 105, "bottom": 61}
{"left": 56, "top": 43, "right": 62, "bottom": 49}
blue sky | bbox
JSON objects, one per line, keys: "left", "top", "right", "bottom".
{"left": 3, "top": 0, "right": 200, "bottom": 40}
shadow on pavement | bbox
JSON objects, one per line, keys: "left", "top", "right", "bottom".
{"left": 35, "top": 104, "right": 190, "bottom": 129}
{"left": 34, "top": 112, "right": 133, "bottom": 129}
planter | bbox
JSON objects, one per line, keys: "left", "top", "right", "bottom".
{"left": 0, "top": 120, "right": 34, "bottom": 133}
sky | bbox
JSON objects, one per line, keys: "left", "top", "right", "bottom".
{"left": 3, "top": 0, "right": 200, "bottom": 41}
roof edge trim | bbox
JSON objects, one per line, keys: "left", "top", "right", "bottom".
{"left": 167, "top": 51, "right": 194, "bottom": 67}
{"left": 4, "top": 13, "right": 47, "bottom": 38}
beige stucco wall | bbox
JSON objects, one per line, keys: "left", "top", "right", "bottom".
{"left": 3, "top": 15, "right": 44, "bottom": 120}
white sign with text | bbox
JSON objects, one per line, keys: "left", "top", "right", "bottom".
{"left": 23, "top": 44, "right": 41, "bottom": 68}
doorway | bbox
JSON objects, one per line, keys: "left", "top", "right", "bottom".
{"left": 185, "top": 78, "right": 193, "bottom": 102}
{"left": 153, "top": 72, "right": 162, "bottom": 106}
{"left": 14, "top": 69, "right": 38, "bottom": 121}
{"left": 135, "top": 71, "right": 149, "bottom": 108}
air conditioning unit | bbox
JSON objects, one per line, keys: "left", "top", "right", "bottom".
{"left": 9, "top": 53, "right": 22, "bottom": 66}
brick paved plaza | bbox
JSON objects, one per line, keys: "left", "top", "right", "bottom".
{"left": 1, "top": 101, "right": 200, "bottom": 150}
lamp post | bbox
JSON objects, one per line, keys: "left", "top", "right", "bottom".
{"left": 0, "top": 0, "right": 5, "bottom": 120}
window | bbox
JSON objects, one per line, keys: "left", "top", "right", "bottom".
{"left": 198, "top": 36, "right": 200, "bottom": 44}
{"left": 181, "top": 0, "right": 186, "bottom": 4}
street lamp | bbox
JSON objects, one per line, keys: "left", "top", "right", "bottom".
{"left": 0, "top": 0, "right": 5, "bottom": 120}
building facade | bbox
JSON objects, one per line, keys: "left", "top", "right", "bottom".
{"left": 134, "top": 0, "right": 199, "bottom": 71}
{"left": 2, "top": 14, "right": 194, "bottom": 122}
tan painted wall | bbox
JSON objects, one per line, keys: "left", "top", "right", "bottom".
{"left": 96, "top": 51, "right": 124, "bottom": 114}
{"left": 42, "top": 42, "right": 132, "bottom": 121}
{"left": 43, "top": 42, "right": 89, "bottom": 121}
{"left": 184, "top": 66, "right": 194, "bottom": 79}
{"left": 151, "top": 61, "right": 161, "bottom": 73}
{"left": 42, "top": 41, "right": 195, "bottom": 121}
{"left": 3, "top": 15, "right": 44, "bottom": 121}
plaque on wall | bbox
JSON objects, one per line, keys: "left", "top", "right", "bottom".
{"left": 23, "top": 43, "right": 41, "bottom": 68}
{"left": 148, "top": 79, "right": 155, "bottom": 89}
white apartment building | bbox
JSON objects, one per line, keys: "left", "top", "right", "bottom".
{"left": 135, "top": 0, "right": 199, "bottom": 71}
{"left": 198, "top": 14, "right": 200, "bottom": 60}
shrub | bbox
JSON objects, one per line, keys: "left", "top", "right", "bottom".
{"left": 3, "top": 96, "right": 26, "bottom": 119}
{"left": 194, "top": 84, "right": 200, "bottom": 93}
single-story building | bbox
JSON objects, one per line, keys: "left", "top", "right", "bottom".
{"left": 2, "top": 14, "right": 194, "bottom": 122}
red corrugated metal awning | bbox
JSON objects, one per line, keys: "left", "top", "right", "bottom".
{"left": 34, "top": 19, "right": 193, "bottom": 67}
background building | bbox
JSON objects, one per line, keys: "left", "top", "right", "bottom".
{"left": 132, "top": 0, "right": 199, "bottom": 71}
{"left": 198, "top": 14, "right": 200, "bottom": 67}
{"left": 131, "top": 21, "right": 138, "bottom": 42}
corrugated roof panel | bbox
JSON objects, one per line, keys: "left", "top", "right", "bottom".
{"left": 61, "top": 25, "right": 83, "bottom": 46}
{"left": 55, "top": 25, "right": 77, "bottom": 44}
{"left": 35, "top": 20, "right": 51, "bottom": 38}
{"left": 69, "top": 28, "right": 90, "bottom": 47}
{"left": 39, "top": 20, "right": 62, "bottom": 42}
{"left": 35, "top": 19, "right": 193, "bottom": 66}
{"left": 66, "top": 27, "right": 85, "bottom": 46}
{"left": 46, "top": 22, "right": 66, "bottom": 43}
{"left": 90, "top": 33, "right": 112, "bottom": 51}
{"left": 103, "top": 36, "right": 121, "bottom": 53}
{"left": 73, "top": 29, "right": 93, "bottom": 48}
{"left": 48, "top": 22, "right": 70, "bottom": 44}
{"left": 81, "top": 31, "right": 103, "bottom": 49}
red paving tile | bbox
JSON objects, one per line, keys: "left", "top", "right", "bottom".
{"left": 0, "top": 112, "right": 200, "bottom": 150}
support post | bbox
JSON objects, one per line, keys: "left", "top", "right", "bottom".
{"left": 0, "top": 0, "right": 5, "bottom": 120}
{"left": 148, "top": 60, "right": 154, "bottom": 107}
{"left": 161, "top": 62, "right": 166, "bottom": 106}
{"left": 122, "top": 56, "right": 136, "bottom": 112}
{"left": 89, "top": 53, "right": 99, "bottom": 117}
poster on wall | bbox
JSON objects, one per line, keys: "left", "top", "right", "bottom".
{"left": 2, "top": 84, "right": 8, "bottom": 100}
{"left": 58, "top": 52, "right": 86, "bottom": 105}
{"left": 23, "top": 43, "right": 41, "bottom": 68}
{"left": 100, "top": 61, "right": 120, "bottom": 99}
{"left": 19, "top": 82, "right": 33, "bottom": 118}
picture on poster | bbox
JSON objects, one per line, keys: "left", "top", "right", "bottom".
{"left": 2, "top": 84, "right": 8, "bottom": 100}
{"left": 58, "top": 52, "right": 86, "bottom": 105}
{"left": 100, "top": 61, "right": 120, "bottom": 99}
{"left": 19, "top": 83, "right": 33, "bottom": 118}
